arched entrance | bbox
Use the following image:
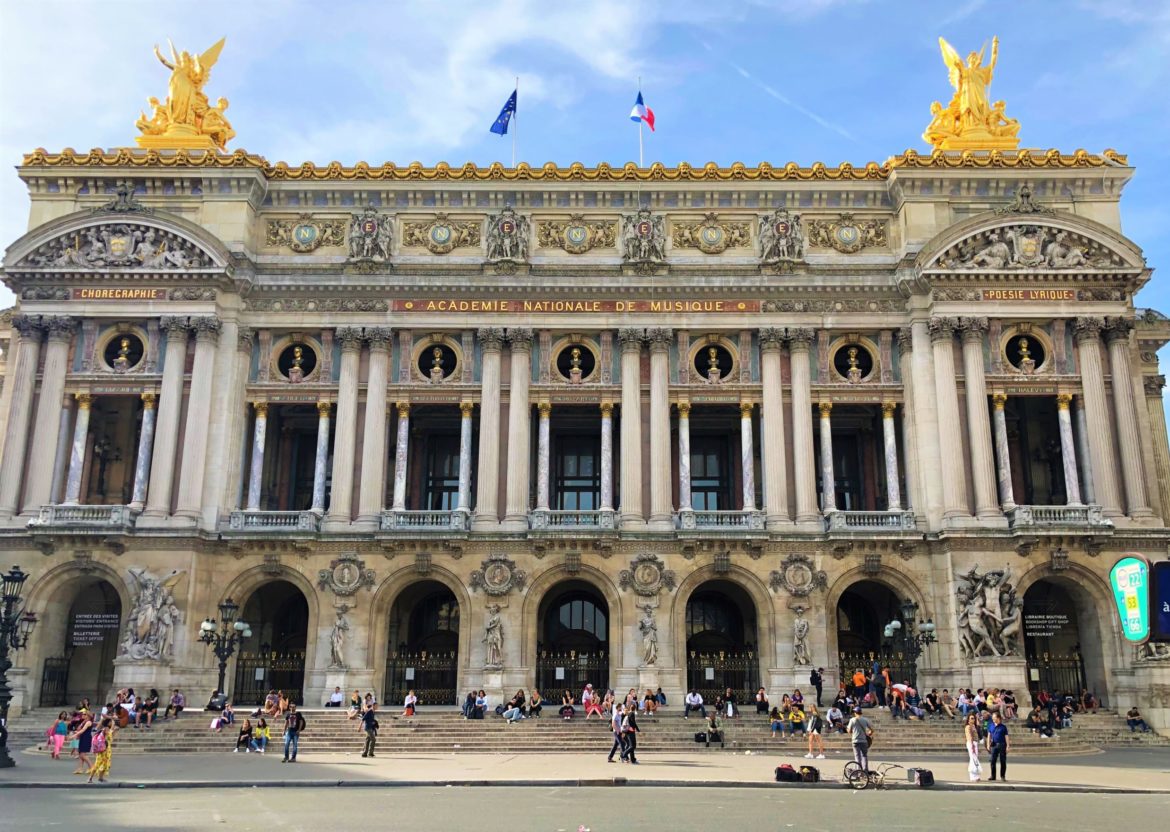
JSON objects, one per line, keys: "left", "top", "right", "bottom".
{"left": 835, "top": 579, "right": 917, "bottom": 687}
{"left": 384, "top": 580, "right": 460, "bottom": 706}
{"left": 234, "top": 580, "right": 309, "bottom": 705}
{"left": 38, "top": 579, "right": 122, "bottom": 708}
{"left": 685, "top": 580, "right": 759, "bottom": 703}
{"left": 1023, "top": 578, "right": 1100, "bottom": 700}
{"left": 536, "top": 581, "right": 609, "bottom": 694}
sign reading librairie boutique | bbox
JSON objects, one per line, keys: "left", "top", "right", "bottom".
{"left": 1109, "top": 555, "right": 1150, "bottom": 643}
{"left": 391, "top": 299, "right": 759, "bottom": 314}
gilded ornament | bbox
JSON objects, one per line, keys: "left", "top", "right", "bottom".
{"left": 806, "top": 213, "right": 887, "bottom": 253}
{"left": 536, "top": 215, "right": 616, "bottom": 254}
{"left": 135, "top": 38, "right": 235, "bottom": 152}
{"left": 267, "top": 214, "right": 347, "bottom": 253}
{"left": 403, "top": 214, "right": 481, "bottom": 254}
{"left": 671, "top": 213, "right": 750, "bottom": 254}
{"left": 923, "top": 36, "right": 1019, "bottom": 151}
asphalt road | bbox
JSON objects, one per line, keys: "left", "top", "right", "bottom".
{"left": 2, "top": 787, "right": 1167, "bottom": 831}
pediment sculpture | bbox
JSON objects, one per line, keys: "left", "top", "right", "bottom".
{"left": 17, "top": 223, "right": 213, "bottom": 270}
{"left": 934, "top": 224, "right": 1125, "bottom": 271}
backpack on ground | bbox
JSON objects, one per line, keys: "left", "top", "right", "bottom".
{"left": 799, "top": 765, "right": 820, "bottom": 783}
{"left": 908, "top": 767, "right": 935, "bottom": 787}
{"left": 774, "top": 763, "right": 802, "bottom": 783}
{"left": 694, "top": 731, "right": 707, "bottom": 743}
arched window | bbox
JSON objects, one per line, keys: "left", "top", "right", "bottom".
{"left": 543, "top": 591, "right": 608, "bottom": 651}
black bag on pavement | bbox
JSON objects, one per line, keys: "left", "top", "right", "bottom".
{"left": 798, "top": 765, "right": 820, "bottom": 783}
{"left": 908, "top": 767, "right": 935, "bottom": 787}
{"left": 774, "top": 764, "right": 802, "bottom": 783}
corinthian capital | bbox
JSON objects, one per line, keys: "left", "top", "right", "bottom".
{"left": 617, "top": 327, "right": 646, "bottom": 351}
{"left": 1073, "top": 316, "right": 1104, "bottom": 344}
{"left": 895, "top": 327, "right": 913, "bottom": 353}
{"left": 336, "top": 326, "right": 364, "bottom": 351}
{"left": 928, "top": 317, "right": 956, "bottom": 343}
{"left": 191, "top": 316, "right": 222, "bottom": 343}
{"left": 364, "top": 326, "right": 393, "bottom": 350}
{"left": 646, "top": 327, "right": 673, "bottom": 350}
{"left": 1103, "top": 316, "right": 1134, "bottom": 344}
{"left": 44, "top": 315, "right": 78, "bottom": 341}
{"left": 506, "top": 327, "right": 534, "bottom": 351}
{"left": 957, "top": 316, "right": 989, "bottom": 341}
{"left": 759, "top": 327, "right": 785, "bottom": 351}
{"left": 160, "top": 315, "right": 190, "bottom": 340}
{"left": 477, "top": 327, "right": 505, "bottom": 351}
{"left": 786, "top": 327, "right": 814, "bottom": 349}
{"left": 11, "top": 314, "right": 44, "bottom": 339}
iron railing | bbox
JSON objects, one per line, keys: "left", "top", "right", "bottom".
{"left": 685, "top": 650, "right": 760, "bottom": 706}
{"left": 232, "top": 651, "right": 305, "bottom": 706}
{"left": 534, "top": 649, "right": 609, "bottom": 699}
{"left": 383, "top": 650, "right": 458, "bottom": 706}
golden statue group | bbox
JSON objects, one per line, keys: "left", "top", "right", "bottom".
{"left": 923, "top": 36, "right": 1020, "bottom": 151}
{"left": 135, "top": 38, "right": 235, "bottom": 151}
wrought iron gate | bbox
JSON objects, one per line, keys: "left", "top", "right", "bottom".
{"left": 685, "top": 650, "right": 758, "bottom": 705}
{"left": 838, "top": 651, "right": 918, "bottom": 692}
{"left": 383, "top": 650, "right": 458, "bottom": 706}
{"left": 39, "top": 657, "right": 70, "bottom": 708}
{"left": 534, "top": 649, "right": 608, "bottom": 698}
{"left": 233, "top": 651, "right": 305, "bottom": 706}
{"left": 1026, "top": 652, "right": 1085, "bottom": 699}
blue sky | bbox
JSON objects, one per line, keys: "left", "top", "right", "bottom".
{"left": 1, "top": 0, "right": 1167, "bottom": 318}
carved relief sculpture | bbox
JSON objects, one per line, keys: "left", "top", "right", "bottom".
{"left": 537, "top": 215, "right": 618, "bottom": 254}
{"left": 955, "top": 564, "right": 1022, "bottom": 659}
{"left": 17, "top": 223, "right": 212, "bottom": 270}
{"left": 347, "top": 208, "right": 394, "bottom": 263}
{"left": 671, "top": 213, "right": 750, "bottom": 254}
{"left": 485, "top": 206, "right": 531, "bottom": 262}
{"left": 136, "top": 38, "right": 235, "bottom": 151}
{"left": 470, "top": 554, "right": 528, "bottom": 596}
{"left": 317, "top": 554, "right": 376, "bottom": 596}
{"left": 119, "top": 568, "right": 185, "bottom": 663}
{"left": 618, "top": 553, "right": 677, "bottom": 597}
{"left": 935, "top": 224, "right": 1123, "bottom": 271}
{"left": 923, "top": 36, "right": 1019, "bottom": 151}
{"left": 267, "top": 214, "right": 348, "bottom": 253}
{"left": 402, "top": 214, "right": 481, "bottom": 254}
{"left": 621, "top": 208, "right": 667, "bottom": 270}
{"left": 769, "top": 553, "right": 828, "bottom": 597}
{"left": 806, "top": 213, "right": 887, "bottom": 253}
{"left": 758, "top": 209, "right": 805, "bottom": 264}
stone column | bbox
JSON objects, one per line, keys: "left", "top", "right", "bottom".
{"left": 356, "top": 328, "right": 392, "bottom": 524}
{"left": 1105, "top": 319, "right": 1153, "bottom": 519}
{"left": 1144, "top": 377, "right": 1170, "bottom": 521}
{"left": 50, "top": 394, "right": 75, "bottom": 504}
{"left": 818, "top": 402, "right": 836, "bottom": 512}
{"left": 677, "top": 401, "right": 692, "bottom": 512}
{"left": 63, "top": 393, "right": 92, "bottom": 504}
{"left": 22, "top": 316, "right": 76, "bottom": 513}
{"left": 174, "top": 317, "right": 221, "bottom": 520}
{"left": 1074, "top": 317, "right": 1122, "bottom": 516}
{"left": 759, "top": 328, "right": 789, "bottom": 527}
{"left": 473, "top": 328, "right": 504, "bottom": 530}
{"left": 503, "top": 328, "right": 534, "bottom": 529}
{"left": 881, "top": 402, "right": 901, "bottom": 511}
{"left": 389, "top": 402, "right": 411, "bottom": 512}
{"left": 457, "top": 402, "right": 474, "bottom": 514}
{"left": 740, "top": 402, "right": 756, "bottom": 511}
{"left": 647, "top": 327, "right": 673, "bottom": 529}
{"left": 535, "top": 402, "right": 551, "bottom": 511}
{"left": 245, "top": 402, "right": 268, "bottom": 511}
{"left": 129, "top": 393, "right": 157, "bottom": 509}
{"left": 311, "top": 402, "right": 331, "bottom": 513}
{"left": 897, "top": 330, "right": 920, "bottom": 512}
{"left": 618, "top": 328, "right": 645, "bottom": 526}
{"left": 325, "top": 327, "right": 363, "bottom": 527}
{"left": 1073, "top": 396, "right": 1096, "bottom": 504}
{"left": 789, "top": 329, "right": 819, "bottom": 524}
{"left": 1056, "top": 394, "right": 1083, "bottom": 505}
{"left": 930, "top": 318, "right": 969, "bottom": 519}
{"left": 143, "top": 317, "right": 190, "bottom": 518}
{"left": 991, "top": 394, "right": 1016, "bottom": 510}
{"left": 0, "top": 317, "right": 43, "bottom": 517}
{"left": 909, "top": 321, "right": 944, "bottom": 527}
{"left": 599, "top": 402, "right": 614, "bottom": 512}
{"left": 958, "top": 317, "right": 1000, "bottom": 518}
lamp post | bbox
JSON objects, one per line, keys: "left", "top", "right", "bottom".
{"left": 197, "top": 598, "right": 251, "bottom": 698}
{"left": 1, "top": 565, "right": 38, "bottom": 769}
{"left": 882, "top": 598, "right": 936, "bottom": 687}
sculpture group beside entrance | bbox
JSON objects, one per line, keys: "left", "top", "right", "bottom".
{"left": 119, "top": 568, "right": 185, "bottom": 663}
{"left": 955, "top": 565, "right": 1022, "bottom": 659}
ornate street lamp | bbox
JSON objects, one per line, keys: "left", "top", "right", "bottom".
{"left": 883, "top": 598, "right": 936, "bottom": 686}
{"left": 197, "top": 598, "right": 251, "bottom": 698}
{"left": 1, "top": 565, "right": 38, "bottom": 769}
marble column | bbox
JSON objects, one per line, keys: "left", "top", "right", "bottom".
{"left": 1105, "top": 319, "right": 1153, "bottom": 518}
{"left": 1073, "top": 396, "right": 1095, "bottom": 504}
{"left": 958, "top": 317, "right": 1000, "bottom": 518}
{"left": 1055, "top": 394, "right": 1083, "bottom": 505}
{"left": 50, "top": 394, "right": 75, "bottom": 504}
{"left": 63, "top": 393, "right": 92, "bottom": 504}
{"left": 991, "top": 394, "right": 1016, "bottom": 510}
{"left": 535, "top": 402, "right": 551, "bottom": 511}
{"left": 740, "top": 402, "right": 756, "bottom": 511}
{"left": 391, "top": 402, "right": 411, "bottom": 512}
{"left": 881, "top": 402, "right": 901, "bottom": 511}
{"left": 245, "top": 402, "right": 268, "bottom": 511}
{"left": 22, "top": 316, "right": 76, "bottom": 513}
{"left": 599, "top": 402, "right": 614, "bottom": 512}
{"left": 647, "top": 327, "right": 673, "bottom": 528}
{"left": 144, "top": 317, "right": 190, "bottom": 518}
{"left": 618, "top": 328, "right": 645, "bottom": 526}
{"left": 473, "top": 328, "right": 504, "bottom": 530}
{"left": 174, "top": 317, "right": 221, "bottom": 519}
{"left": 357, "top": 328, "right": 392, "bottom": 524}
{"left": 759, "top": 328, "right": 789, "bottom": 527}
{"left": 457, "top": 402, "right": 474, "bottom": 514}
{"left": 503, "top": 328, "right": 534, "bottom": 529}
{"left": 311, "top": 401, "right": 332, "bottom": 513}
{"left": 1073, "top": 318, "right": 1122, "bottom": 516}
{"left": 818, "top": 402, "right": 836, "bottom": 512}
{"left": 325, "top": 327, "right": 363, "bottom": 526}
{"left": 930, "top": 318, "right": 969, "bottom": 519}
{"left": 909, "top": 321, "right": 945, "bottom": 527}
{"left": 897, "top": 329, "right": 920, "bottom": 513}
{"left": 789, "top": 329, "right": 819, "bottom": 524}
{"left": 129, "top": 393, "right": 157, "bottom": 509}
{"left": 0, "top": 317, "right": 43, "bottom": 517}
{"left": 677, "top": 401, "right": 692, "bottom": 512}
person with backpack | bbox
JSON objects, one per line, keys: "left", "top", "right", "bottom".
{"left": 620, "top": 703, "right": 640, "bottom": 764}
{"left": 361, "top": 703, "right": 379, "bottom": 757}
{"left": 810, "top": 668, "right": 824, "bottom": 707}
{"left": 281, "top": 703, "right": 306, "bottom": 763}
{"left": 804, "top": 704, "right": 826, "bottom": 759}
{"left": 846, "top": 706, "right": 873, "bottom": 772}
{"left": 87, "top": 717, "right": 115, "bottom": 783}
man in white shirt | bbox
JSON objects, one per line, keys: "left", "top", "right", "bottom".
{"left": 684, "top": 690, "right": 707, "bottom": 719}
{"left": 825, "top": 705, "right": 846, "bottom": 733}
{"left": 327, "top": 686, "right": 345, "bottom": 707}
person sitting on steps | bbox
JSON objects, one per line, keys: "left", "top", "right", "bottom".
{"left": 705, "top": 712, "right": 724, "bottom": 748}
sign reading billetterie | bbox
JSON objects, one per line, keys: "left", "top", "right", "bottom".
{"left": 1109, "top": 555, "right": 1150, "bottom": 643}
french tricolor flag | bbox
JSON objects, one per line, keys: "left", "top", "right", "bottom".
{"left": 629, "top": 91, "right": 655, "bottom": 131}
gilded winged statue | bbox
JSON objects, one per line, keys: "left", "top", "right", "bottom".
{"left": 135, "top": 37, "right": 236, "bottom": 151}
{"left": 923, "top": 36, "right": 1019, "bottom": 151}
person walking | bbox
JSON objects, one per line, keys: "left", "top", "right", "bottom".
{"left": 810, "top": 668, "right": 824, "bottom": 707}
{"left": 47, "top": 711, "right": 69, "bottom": 760}
{"left": 69, "top": 710, "right": 95, "bottom": 775}
{"left": 804, "top": 704, "right": 826, "bottom": 759}
{"left": 964, "top": 713, "right": 983, "bottom": 781}
{"left": 361, "top": 703, "right": 379, "bottom": 757}
{"left": 986, "top": 711, "right": 1010, "bottom": 781}
{"left": 86, "top": 718, "right": 114, "bottom": 783}
{"left": 281, "top": 703, "right": 306, "bottom": 763}
{"left": 846, "top": 706, "right": 873, "bottom": 773}
{"left": 620, "top": 703, "right": 640, "bottom": 764}
{"left": 607, "top": 702, "right": 626, "bottom": 763}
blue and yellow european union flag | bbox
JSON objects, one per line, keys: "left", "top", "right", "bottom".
{"left": 490, "top": 90, "right": 517, "bottom": 135}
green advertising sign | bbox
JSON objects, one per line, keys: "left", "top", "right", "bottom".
{"left": 1109, "top": 555, "right": 1150, "bottom": 643}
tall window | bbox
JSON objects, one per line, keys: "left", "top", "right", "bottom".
{"left": 690, "top": 436, "right": 731, "bottom": 510}
{"left": 554, "top": 436, "right": 600, "bottom": 510}
{"left": 423, "top": 435, "right": 460, "bottom": 510}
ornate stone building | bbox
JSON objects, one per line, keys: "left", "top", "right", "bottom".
{"left": 2, "top": 147, "right": 1170, "bottom": 725}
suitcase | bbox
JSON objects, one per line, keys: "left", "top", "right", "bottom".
{"left": 775, "top": 764, "right": 802, "bottom": 783}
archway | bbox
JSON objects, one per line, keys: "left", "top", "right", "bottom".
{"left": 384, "top": 580, "right": 460, "bottom": 706}
{"left": 234, "top": 580, "right": 309, "bottom": 706}
{"left": 835, "top": 579, "right": 918, "bottom": 688}
{"left": 37, "top": 578, "right": 122, "bottom": 708}
{"left": 685, "top": 580, "right": 759, "bottom": 703}
{"left": 535, "top": 580, "right": 609, "bottom": 695}
{"left": 1023, "top": 578, "right": 1103, "bottom": 701}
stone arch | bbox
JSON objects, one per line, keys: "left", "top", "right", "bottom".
{"left": 825, "top": 565, "right": 931, "bottom": 662}
{"left": 520, "top": 564, "right": 623, "bottom": 675}
{"left": 670, "top": 564, "right": 775, "bottom": 674}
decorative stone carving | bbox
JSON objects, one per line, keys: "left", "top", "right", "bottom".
{"left": 769, "top": 553, "right": 827, "bottom": 596}
{"left": 807, "top": 213, "right": 887, "bottom": 253}
{"left": 1073, "top": 316, "right": 1105, "bottom": 343}
{"left": 21, "top": 287, "right": 71, "bottom": 301}
{"left": 994, "top": 183, "right": 1053, "bottom": 216}
{"left": 267, "top": 214, "right": 347, "bottom": 252}
{"left": 935, "top": 224, "right": 1123, "bottom": 270}
{"left": 671, "top": 213, "right": 750, "bottom": 254}
{"left": 469, "top": 554, "right": 527, "bottom": 597}
{"left": 758, "top": 208, "right": 805, "bottom": 263}
{"left": 760, "top": 298, "right": 903, "bottom": 314}
{"left": 638, "top": 602, "right": 659, "bottom": 666}
{"left": 1136, "top": 642, "right": 1170, "bottom": 661}
{"left": 477, "top": 327, "right": 506, "bottom": 350}
{"left": 536, "top": 215, "right": 617, "bottom": 254}
{"left": 169, "top": 287, "right": 217, "bottom": 301}
{"left": 1144, "top": 375, "right": 1166, "bottom": 397}
{"left": 402, "top": 213, "right": 480, "bottom": 254}
{"left": 328, "top": 603, "right": 350, "bottom": 669}
{"left": 93, "top": 180, "right": 154, "bottom": 215}
{"left": 244, "top": 298, "right": 389, "bottom": 312}
{"left": 506, "top": 327, "right": 534, "bottom": 351}
{"left": 118, "top": 568, "right": 185, "bottom": 663}
{"left": 317, "top": 554, "right": 375, "bottom": 596}
{"left": 485, "top": 206, "right": 530, "bottom": 262}
{"left": 18, "top": 223, "right": 213, "bottom": 270}
{"left": 621, "top": 207, "right": 666, "bottom": 267}
{"left": 483, "top": 603, "right": 504, "bottom": 668}
{"left": 955, "top": 564, "right": 1022, "bottom": 659}
{"left": 618, "top": 553, "right": 677, "bottom": 597}
{"left": 347, "top": 207, "right": 393, "bottom": 262}
{"left": 792, "top": 605, "right": 811, "bottom": 666}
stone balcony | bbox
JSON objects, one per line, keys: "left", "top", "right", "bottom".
{"left": 826, "top": 510, "right": 918, "bottom": 532}
{"left": 529, "top": 509, "right": 616, "bottom": 531}
{"left": 380, "top": 509, "right": 470, "bottom": 532}
{"left": 677, "top": 509, "right": 766, "bottom": 532}
{"left": 30, "top": 504, "right": 137, "bottom": 530}
{"left": 226, "top": 510, "right": 320, "bottom": 533}
{"left": 1005, "top": 504, "right": 1112, "bottom": 531}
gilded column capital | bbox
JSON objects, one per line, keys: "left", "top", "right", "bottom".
{"left": 337, "top": 326, "right": 364, "bottom": 351}
{"left": 881, "top": 401, "right": 897, "bottom": 418}
{"left": 477, "top": 327, "right": 506, "bottom": 351}
{"left": 316, "top": 401, "right": 332, "bottom": 417}
{"left": 160, "top": 315, "right": 191, "bottom": 340}
{"left": 786, "top": 327, "right": 814, "bottom": 350}
{"left": 992, "top": 392, "right": 1007, "bottom": 410}
{"left": 506, "top": 327, "right": 534, "bottom": 351}
{"left": 237, "top": 327, "right": 255, "bottom": 353}
{"left": 1056, "top": 393, "right": 1073, "bottom": 410}
{"left": 646, "top": 327, "right": 673, "bottom": 351}
{"left": 676, "top": 401, "right": 691, "bottom": 418}
{"left": 618, "top": 327, "right": 646, "bottom": 351}
{"left": 818, "top": 401, "right": 833, "bottom": 417}
{"left": 895, "top": 326, "right": 913, "bottom": 353}
{"left": 460, "top": 401, "right": 475, "bottom": 417}
{"left": 928, "top": 317, "right": 956, "bottom": 343}
{"left": 739, "top": 401, "right": 754, "bottom": 419}
{"left": 758, "top": 327, "right": 785, "bottom": 352}
{"left": 1073, "top": 316, "right": 1105, "bottom": 344}
{"left": 958, "top": 316, "right": 989, "bottom": 341}
{"left": 1103, "top": 316, "right": 1134, "bottom": 344}
{"left": 191, "top": 316, "right": 222, "bottom": 343}
{"left": 141, "top": 391, "right": 157, "bottom": 409}
{"left": 396, "top": 401, "right": 411, "bottom": 418}
{"left": 253, "top": 401, "right": 268, "bottom": 417}
{"left": 365, "top": 326, "right": 393, "bottom": 350}
{"left": 600, "top": 401, "right": 614, "bottom": 417}
{"left": 75, "top": 392, "right": 93, "bottom": 410}
{"left": 538, "top": 401, "right": 552, "bottom": 418}
{"left": 44, "top": 315, "right": 78, "bottom": 342}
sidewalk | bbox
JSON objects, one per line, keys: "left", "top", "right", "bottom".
{"left": 3, "top": 747, "right": 1169, "bottom": 792}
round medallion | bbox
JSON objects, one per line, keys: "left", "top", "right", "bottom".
{"left": 832, "top": 224, "right": 862, "bottom": 253}
{"left": 361, "top": 218, "right": 378, "bottom": 235}
{"left": 774, "top": 220, "right": 791, "bottom": 237}
{"left": 484, "top": 562, "right": 512, "bottom": 592}
{"left": 291, "top": 222, "right": 321, "bottom": 252}
{"left": 700, "top": 226, "right": 724, "bottom": 245}
{"left": 637, "top": 220, "right": 653, "bottom": 237}
{"left": 563, "top": 224, "right": 590, "bottom": 254}
{"left": 499, "top": 219, "right": 516, "bottom": 236}
{"left": 430, "top": 224, "right": 452, "bottom": 245}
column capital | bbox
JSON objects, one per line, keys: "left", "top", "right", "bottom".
{"left": 253, "top": 401, "right": 268, "bottom": 417}
{"left": 44, "top": 315, "right": 78, "bottom": 342}
{"left": 160, "top": 315, "right": 190, "bottom": 340}
{"left": 460, "top": 401, "right": 475, "bottom": 417}
{"left": 141, "top": 391, "right": 157, "bottom": 409}
{"left": 759, "top": 327, "right": 785, "bottom": 351}
{"left": 646, "top": 327, "right": 673, "bottom": 351}
{"left": 237, "top": 327, "right": 255, "bottom": 353}
{"left": 928, "top": 317, "right": 956, "bottom": 343}
{"left": 896, "top": 326, "right": 913, "bottom": 353}
{"left": 11, "top": 313, "right": 45, "bottom": 338}
{"left": 739, "top": 401, "right": 754, "bottom": 419}
{"left": 396, "top": 401, "right": 411, "bottom": 418}
{"left": 881, "top": 401, "right": 897, "bottom": 418}
{"left": 819, "top": 401, "right": 833, "bottom": 417}
{"left": 365, "top": 326, "right": 393, "bottom": 350}
{"left": 600, "top": 401, "right": 614, "bottom": 417}
{"left": 786, "top": 327, "right": 814, "bottom": 349}
{"left": 538, "top": 401, "right": 551, "bottom": 417}
{"left": 75, "top": 392, "right": 93, "bottom": 409}
{"left": 316, "top": 400, "right": 332, "bottom": 417}
{"left": 477, "top": 327, "right": 506, "bottom": 351}
{"left": 191, "top": 316, "right": 222, "bottom": 343}
{"left": 337, "top": 326, "right": 364, "bottom": 351}
{"left": 506, "top": 327, "right": 534, "bottom": 351}
{"left": 1144, "top": 374, "right": 1166, "bottom": 397}
{"left": 958, "top": 316, "right": 989, "bottom": 341}
{"left": 1056, "top": 393, "right": 1073, "bottom": 410}
{"left": 618, "top": 327, "right": 646, "bottom": 351}
{"left": 1073, "top": 316, "right": 1105, "bottom": 344}
{"left": 992, "top": 392, "right": 1007, "bottom": 410}
{"left": 677, "top": 400, "right": 691, "bottom": 418}
{"left": 1104, "top": 316, "right": 1134, "bottom": 344}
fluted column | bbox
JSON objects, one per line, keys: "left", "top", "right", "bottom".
{"left": 618, "top": 328, "right": 645, "bottom": 526}
{"left": 535, "top": 402, "right": 551, "bottom": 511}
{"left": 1105, "top": 319, "right": 1153, "bottom": 519}
{"left": 174, "top": 317, "right": 221, "bottom": 519}
{"left": 930, "top": 318, "right": 969, "bottom": 519}
{"left": 50, "top": 394, "right": 75, "bottom": 504}
{"left": 23, "top": 316, "right": 76, "bottom": 513}
{"left": 391, "top": 402, "right": 411, "bottom": 511}
{"left": 0, "top": 317, "right": 43, "bottom": 517}
{"left": 1056, "top": 394, "right": 1083, "bottom": 505}
{"left": 130, "top": 393, "right": 157, "bottom": 509}
{"left": 1073, "top": 396, "right": 1095, "bottom": 504}
{"left": 325, "top": 327, "right": 363, "bottom": 527}
{"left": 677, "top": 401, "right": 692, "bottom": 511}
{"left": 908, "top": 322, "right": 944, "bottom": 527}
{"left": 503, "top": 328, "right": 534, "bottom": 529}
{"left": 789, "top": 329, "right": 819, "bottom": 524}
{"left": 143, "top": 317, "right": 190, "bottom": 518}
{"left": 599, "top": 402, "right": 614, "bottom": 512}
{"left": 739, "top": 402, "right": 756, "bottom": 511}
{"left": 958, "top": 317, "right": 1000, "bottom": 518}
{"left": 881, "top": 402, "right": 901, "bottom": 511}
{"left": 991, "top": 394, "right": 1016, "bottom": 510}
{"left": 473, "top": 328, "right": 504, "bottom": 530}
{"left": 457, "top": 402, "right": 474, "bottom": 514}
{"left": 311, "top": 402, "right": 331, "bottom": 513}
{"left": 1074, "top": 318, "right": 1122, "bottom": 516}
{"left": 245, "top": 402, "right": 268, "bottom": 510}
{"left": 818, "top": 402, "right": 836, "bottom": 512}
{"left": 357, "top": 328, "right": 392, "bottom": 524}
{"left": 759, "top": 328, "right": 789, "bottom": 527}
{"left": 647, "top": 327, "right": 673, "bottom": 528}
{"left": 62, "top": 394, "right": 92, "bottom": 504}
{"left": 896, "top": 331, "right": 920, "bottom": 512}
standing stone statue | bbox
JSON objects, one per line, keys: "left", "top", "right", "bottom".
{"left": 483, "top": 604, "right": 504, "bottom": 668}
{"left": 119, "top": 568, "right": 185, "bottom": 662}
{"left": 329, "top": 605, "right": 350, "bottom": 669}
{"left": 792, "top": 606, "right": 811, "bottom": 666}
{"left": 638, "top": 604, "right": 659, "bottom": 666}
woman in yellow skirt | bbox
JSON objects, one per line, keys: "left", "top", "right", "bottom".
{"left": 87, "top": 718, "right": 115, "bottom": 783}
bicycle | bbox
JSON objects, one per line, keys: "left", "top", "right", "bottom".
{"left": 842, "top": 761, "right": 905, "bottom": 790}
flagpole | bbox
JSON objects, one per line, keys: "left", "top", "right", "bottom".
{"left": 637, "top": 76, "right": 643, "bottom": 168}
{"left": 512, "top": 76, "right": 518, "bottom": 168}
